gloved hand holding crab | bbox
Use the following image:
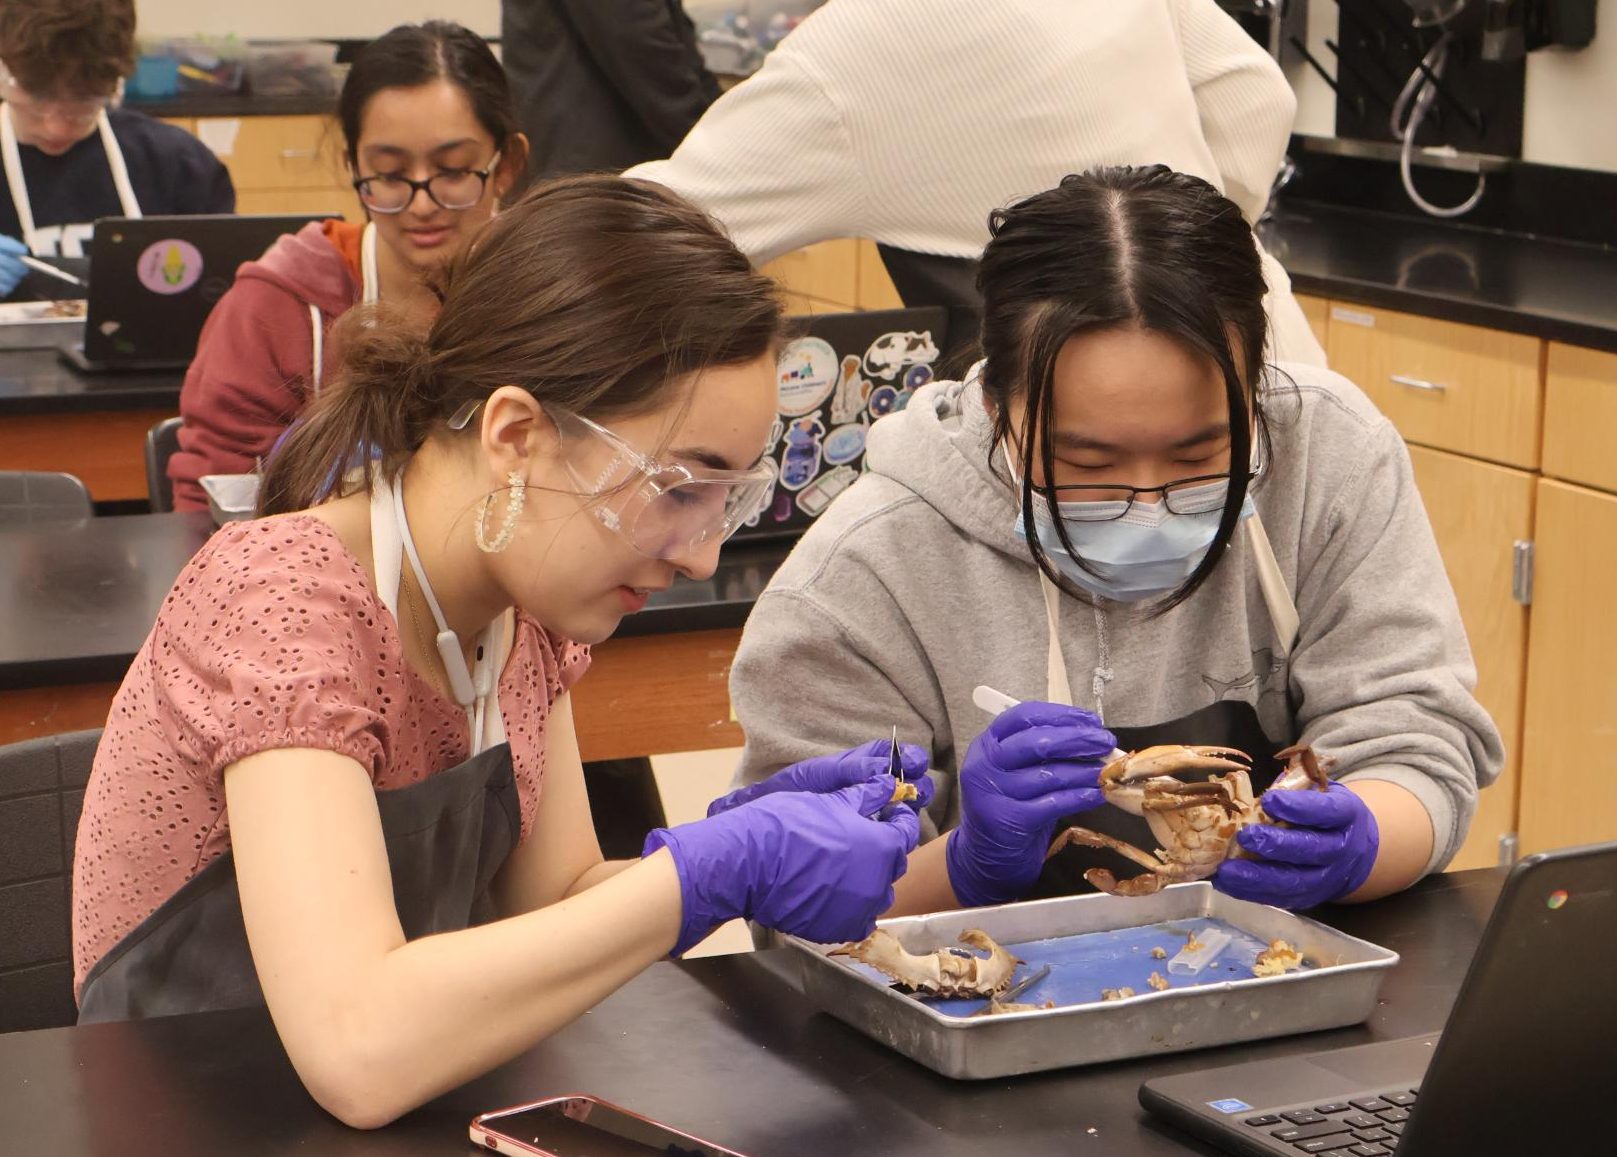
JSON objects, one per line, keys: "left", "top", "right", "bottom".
{"left": 946, "top": 699, "right": 1380, "bottom": 912}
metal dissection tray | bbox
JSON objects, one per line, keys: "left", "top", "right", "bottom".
{"left": 785, "top": 883, "right": 1399, "bottom": 1080}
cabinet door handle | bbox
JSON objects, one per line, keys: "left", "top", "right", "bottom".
{"left": 279, "top": 148, "right": 319, "bottom": 159}
{"left": 1390, "top": 374, "right": 1447, "bottom": 393}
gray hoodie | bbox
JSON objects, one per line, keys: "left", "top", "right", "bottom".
{"left": 730, "top": 364, "right": 1503, "bottom": 876}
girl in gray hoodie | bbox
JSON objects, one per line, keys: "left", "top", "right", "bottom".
{"left": 728, "top": 166, "right": 1502, "bottom": 913}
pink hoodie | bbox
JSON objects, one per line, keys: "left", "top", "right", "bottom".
{"left": 168, "top": 221, "right": 364, "bottom": 512}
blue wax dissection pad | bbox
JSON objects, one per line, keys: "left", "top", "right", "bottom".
{"left": 844, "top": 918, "right": 1307, "bottom": 1018}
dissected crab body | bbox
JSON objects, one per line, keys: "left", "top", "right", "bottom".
{"left": 831, "top": 928, "right": 1021, "bottom": 998}
{"left": 1046, "top": 744, "right": 1332, "bottom": 897}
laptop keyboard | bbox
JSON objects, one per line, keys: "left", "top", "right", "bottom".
{"left": 1240, "top": 1089, "right": 1418, "bottom": 1155}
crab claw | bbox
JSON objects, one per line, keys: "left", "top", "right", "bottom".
{"left": 1100, "top": 745, "right": 1251, "bottom": 784}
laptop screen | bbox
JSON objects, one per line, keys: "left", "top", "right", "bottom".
{"left": 733, "top": 306, "right": 949, "bottom": 542}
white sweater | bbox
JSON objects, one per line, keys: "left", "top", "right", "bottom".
{"left": 629, "top": 0, "right": 1325, "bottom": 365}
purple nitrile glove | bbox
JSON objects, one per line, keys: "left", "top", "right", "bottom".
{"left": 945, "top": 700, "right": 1117, "bottom": 908}
{"left": 1213, "top": 783, "right": 1380, "bottom": 909}
{"left": 644, "top": 775, "right": 921, "bottom": 955}
{"left": 706, "top": 738, "right": 934, "bottom": 817}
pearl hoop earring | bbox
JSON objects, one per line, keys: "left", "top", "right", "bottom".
{"left": 475, "top": 472, "right": 526, "bottom": 554}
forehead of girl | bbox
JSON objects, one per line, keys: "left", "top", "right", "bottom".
{"left": 357, "top": 80, "right": 494, "bottom": 169}
{"left": 630, "top": 355, "right": 778, "bottom": 472}
{"left": 1045, "top": 325, "right": 1232, "bottom": 455}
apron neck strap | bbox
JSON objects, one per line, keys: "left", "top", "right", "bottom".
{"left": 360, "top": 222, "right": 380, "bottom": 303}
{"left": 1245, "top": 514, "right": 1299, "bottom": 659}
{"left": 1039, "top": 570, "right": 1077, "bottom": 708}
{"left": 369, "top": 472, "right": 509, "bottom": 754}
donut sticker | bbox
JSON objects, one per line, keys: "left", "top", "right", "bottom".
{"left": 779, "top": 415, "right": 826, "bottom": 491}
{"left": 863, "top": 330, "right": 940, "bottom": 381}
{"left": 775, "top": 336, "right": 839, "bottom": 416}
{"left": 904, "top": 362, "right": 935, "bottom": 390}
{"left": 823, "top": 421, "right": 867, "bottom": 466}
{"left": 867, "top": 384, "right": 900, "bottom": 417}
{"left": 830, "top": 354, "right": 872, "bottom": 424}
{"left": 136, "top": 239, "right": 204, "bottom": 295}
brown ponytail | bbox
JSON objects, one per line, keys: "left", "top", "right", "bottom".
{"left": 259, "top": 174, "right": 785, "bottom": 516}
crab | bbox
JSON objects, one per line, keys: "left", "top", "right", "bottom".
{"left": 831, "top": 928, "right": 1021, "bottom": 999}
{"left": 1045, "top": 743, "right": 1333, "bottom": 897}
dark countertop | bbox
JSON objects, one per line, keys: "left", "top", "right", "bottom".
{"left": 0, "top": 867, "right": 1505, "bottom": 1156}
{"left": 0, "top": 512, "right": 790, "bottom": 692}
{"left": 0, "top": 347, "right": 182, "bottom": 416}
{"left": 126, "top": 93, "right": 337, "bottom": 119}
{"left": 1261, "top": 202, "right": 1617, "bottom": 353}
{"left": 6, "top": 204, "right": 1613, "bottom": 419}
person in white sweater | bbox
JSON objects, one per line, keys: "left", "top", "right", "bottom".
{"left": 627, "top": 0, "right": 1325, "bottom": 365}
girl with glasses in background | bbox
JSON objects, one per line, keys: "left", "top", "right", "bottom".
{"left": 725, "top": 166, "right": 1503, "bottom": 920}
{"left": 168, "top": 21, "right": 527, "bottom": 512}
{"left": 0, "top": 0, "right": 233, "bottom": 297}
{"left": 73, "top": 174, "right": 929, "bottom": 1127}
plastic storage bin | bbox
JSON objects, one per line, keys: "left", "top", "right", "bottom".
{"left": 245, "top": 42, "right": 339, "bottom": 97}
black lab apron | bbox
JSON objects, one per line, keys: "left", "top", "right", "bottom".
{"left": 1023, "top": 515, "right": 1301, "bottom": 900}
{"left": 78, "top": 745, "right": 521, "bottom": 1022}
{"left": 80, "top": 475, "right": 519, "bottom": 1022}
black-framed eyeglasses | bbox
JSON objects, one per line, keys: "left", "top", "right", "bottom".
{"left": 1043, "top": 471, "right": 1261, "bottom": 522}
{"left": 352, "top": 152, "right": 502, "bottom": 214}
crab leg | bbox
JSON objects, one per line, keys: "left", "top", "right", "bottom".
{"left": 1047, "top": 826, "right": 1182, "bottom": 897}
{"left": 1103, "top": 745, "right": 1251, "bottom": 783}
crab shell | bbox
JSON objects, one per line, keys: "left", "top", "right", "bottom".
{"left": 831, "top": 928, "right": 1021, "bottom": 998}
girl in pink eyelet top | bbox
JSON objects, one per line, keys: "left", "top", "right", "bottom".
{"left": 69, "top": 173, "right": 924, "bottom": 1130}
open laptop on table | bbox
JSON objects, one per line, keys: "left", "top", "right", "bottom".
{"left": 61, "top": 213, "right": 330, "bottom": 373}
{"left": 1140, "top": 840, "right": 1616, "bottom": 1156}
{"left": 730, "top": 305, "right": 949, "bottom": 544}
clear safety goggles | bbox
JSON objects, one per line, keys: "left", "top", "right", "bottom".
{"left": 556, "top": 411, "right": 775, "bottom": 559}
{"left": 449, "top": 401, "right": 775, "bottom": 560}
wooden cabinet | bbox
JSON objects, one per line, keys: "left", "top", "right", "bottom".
{"left": 1327, "top": 304, "right": 1543, "bottom": 470}
{"left": 762, "top": 238, "right": 908, "bottom": 315}
{"left": 1542, "top": 343, "right": 1617, "bottom": 494}
{"left": 193, "top": 114, "right": 361, "bottom": 221}
{"left": 1295, "top": 292, "right": 1330, "bottom": 349}
{"left": 1518, "top": 479, "right": 1617, "bottom": 854}
{"left": 1406, "top": 446, "right": 1534, "bottom": 870}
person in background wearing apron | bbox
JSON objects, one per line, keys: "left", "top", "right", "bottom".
{"left": 71, "top": 175, "right": 930, "bottom": 1127}
{"left": 168, "top": 22, "right": 527, "bottom": 514}
{"left": 0, "top": 0, "right": 233, "bottom": 299}
{"left": 727, "top": 166, "right": 1504, "bottom": 917}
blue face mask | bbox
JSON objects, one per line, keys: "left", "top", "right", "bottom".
{"left": 1009, "top": 463, "right": 1257, "bottom": 603}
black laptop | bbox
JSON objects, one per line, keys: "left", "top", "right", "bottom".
{"left": 1140, "top": 840, "right": 1617, "bottom": 1156}
{"left": 61, "top": 213, "right": 331, "bottom": 373}
{"left": 732, "top": 306, "right": 949, "bottom": 542}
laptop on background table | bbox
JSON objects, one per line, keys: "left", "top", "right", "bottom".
{"left": 1139, "top": 841, "right": 1617, "bottom": 1156}
{"left": 731, "top": 306, "right": 949, "bottom": 544}
{"left": 61, "top": 213, "right": 331, "bottom": 373}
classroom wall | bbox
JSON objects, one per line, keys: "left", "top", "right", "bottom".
{"left": 136, "top": 0, "right": 499, "bottom": 41}
{"left": 1287, "top": 0, "right": 1617, "bottom": 174}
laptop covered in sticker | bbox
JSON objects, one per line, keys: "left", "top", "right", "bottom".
{"left": 62, "top": 213, "right": 332, "bottom": 373}
{"left": 733, "top": 306, "right": 950, "bottom": 543}
{"left": 1138, "top": 840, "right": 1617, "bottom": 1157}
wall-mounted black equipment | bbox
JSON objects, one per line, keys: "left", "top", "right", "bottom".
{"left": 1215, "top": 0, "right": 1309, "bottom": 65}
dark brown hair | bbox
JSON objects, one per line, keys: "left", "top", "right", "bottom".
{"left": 339, "top": 22, "right": 527, "bottom": 186}
{"left": 0, "top": 0, "right": 136, "bottom": 98}
{"left": 977, "top": 165, "right": 1272, "bottom": 610}
{"left": 259, "top": 174, "right": 785, "bottom": 515}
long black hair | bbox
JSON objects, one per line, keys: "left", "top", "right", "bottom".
{"left": 977, "top": 165, "right": 1273, "bottom": 610}
{"left": 338, "top": 21, "right": 527, "bottom": 187}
